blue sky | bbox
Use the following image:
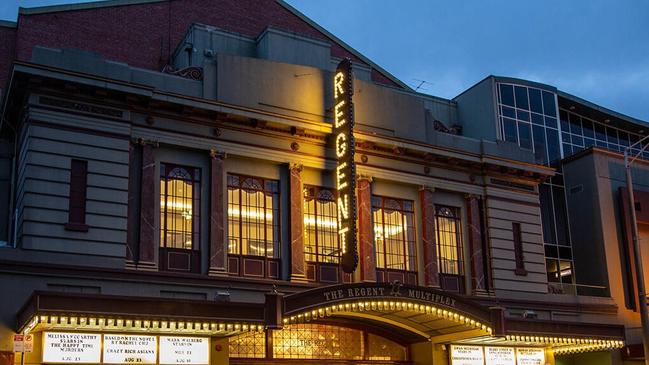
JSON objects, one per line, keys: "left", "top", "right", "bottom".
{"left": 2, "top": 0, "right": 648, "bottom": 121}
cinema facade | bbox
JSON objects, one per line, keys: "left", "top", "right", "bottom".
{"left": 0, "top": 1, "right": 643, "bottom": 365}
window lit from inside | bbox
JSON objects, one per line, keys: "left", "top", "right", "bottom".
{"left": 435, "top": 205, "right": 465, "bottom": 293}
{"left": 159, "top": 164, "right": 200, "bottom": 250}
{"left": 304, "top": 186, "right": 343, "bottom": 282}
{"left": 372, "top": 196, "right": 417, "bottom": 285}
{"left": 159, "top": 164, "right": 201, "bottom": 273}
{"left": 227, "top": 174, "right": 280, "bottom": 278}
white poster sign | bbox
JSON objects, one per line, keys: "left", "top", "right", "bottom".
{"left": 485, "top": 346, "right": 515, "bottom": 365}
{"left": 516, "top": 347, "right": 545, "bottom": 365}
{"left": 42, "top": 332, "right": 101, "bottom": 363}
{"left": 450, "top": 345, "right": 485, "bottom": 365}
{"left": 103, "top": 334, "right": 157, "bottom": 364}
{"left": 159, "top": 336, "right": 209, "bottom": 365}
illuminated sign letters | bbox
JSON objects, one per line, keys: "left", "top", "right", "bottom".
{"left": 333, "top": 58, "right": 358, "bottom": 274}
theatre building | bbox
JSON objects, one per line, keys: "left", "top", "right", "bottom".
{"left": 0, "top": 1, "right": 646, "bottom": 365}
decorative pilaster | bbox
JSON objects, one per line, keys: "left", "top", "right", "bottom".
{"left": 466, "top": 194, "right": 488, "bottom": 293}
{"left": 357, "top": 176, "right": 376, "bottom": 282}
{"left": 289, "top": 163, "right": 307, "bottom": 282}
{"left": 209, "top": 150, "right": 227, "bottom": 276}
{"left": 138, "top": 140, "right": 158, "bottom": 271}
{"left": 125, "top": 141, "right": 138, "bottom": 269}
{"left": 419, "top": 187, "right": 439, "bottom": 287}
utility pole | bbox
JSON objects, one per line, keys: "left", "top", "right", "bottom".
{"left": 624, "top": 138, "right": 649, "bottom": 365}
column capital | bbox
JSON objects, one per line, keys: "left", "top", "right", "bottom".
{"left": 289, "top": 162, "right": 303, "bottom": 172}
{"left": 357, "top": 174, "right": 373, "bottom": 183}
{"left": 464, "top": 193, "right": 482, "bottom": 200}
{"left": 419, "top": 185, "right": 435, "bottom": 192}
{"left": 210, "top": 149, "right": 227, "bottom": 160}
{"left": 133, "top": 137, "right": 159, "bottom": 147}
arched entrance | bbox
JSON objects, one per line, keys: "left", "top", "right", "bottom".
{"left": 228, "top": 283, "right": 498, "bottom": 365}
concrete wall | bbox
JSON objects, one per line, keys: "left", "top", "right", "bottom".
{"left": 11, "top": 95, "right": 131, "bottom": 268}
{"left": 563, "top": 153, "right": 610, "bottom": 295}
{"left": 486, "top": 190, "right": 548, "bottom": 295}
{"left": 453, "top": 77, "right": 498, "bottom": 141}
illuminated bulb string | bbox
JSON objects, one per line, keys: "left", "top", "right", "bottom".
{"left": 283, "top": 300, "right": 492, "bottom": 335}
{"left": 23, "top": 315, "right": 264, "bottom": 335}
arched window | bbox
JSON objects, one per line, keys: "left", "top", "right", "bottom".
{"left": 372, "top": 196, "right": 416, "bottom": 285}
{"left": 159, "top": 165, "right": 200, "bottom": 250}
{"left": 304, "top": 186, "right": 342, "bottom": 282}
{"left": 227, "top": 174, "right": 280, "bottom": 278}
{"left": 159, "top": 163, "right": 201, "bottom": 273}
{"left": 435, "top": 205, "right": 465, "bottom": 293}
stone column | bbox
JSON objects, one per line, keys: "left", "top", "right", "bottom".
{"left": 357, "top": 176, "right": 376, "bottom": 282}
{"left": 466, "top": 194, "right": 488, "bottom": 293}
{"left": 209, "top": 150, "right": 227, "bottom": 276}
{"left": 289, "top": 163, "right": 307, "bottom": 282}
{"left": 138, "top": 140, "right": 158, "bottom": 270}
{"left": 419, "top": 187, "right": 439, "bottom": 287}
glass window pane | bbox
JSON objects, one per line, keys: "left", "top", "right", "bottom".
{"left": 545, "top": 116, "right": 557, "bottom": 129}
{"left": 559, "top": 260, "right": 573, "bottom": 284}
{"left": 517, "top": 110, "right": 530, "bottom": 122}
{"left": 552, "top": 186, "right": 571, "bottom": 246}
{"left": 569, "top": 113, "right": 582, "bottom": 135}
{"left": 515, "top": 86, "right": 529, "bottom": 110}
{"left": 500, "top": 84, "right": 515, "bottom": 106}
{"left": 542, "top": 91, "right": 557, "bottom": 116}
{"left": 582, "top": 118, "right": 594, "bottom": 138}
{"left": 539, "top": 184, "right": 557, "bottom": 245}
{"left": 518, "top": 122, "right": 532, "bottom": 149}
{"left": 503, "top": 118, "right": 518, "bottom": 143}
{"left": 571, "top": 135, "right": 584, "bottom": 147}
{"left": 544, "top": 244, "right": 558, "bottom": 258}
{"left": 533, "top": 125, "right": 547, "bottom": 165}
{"left": 546, "top": 129, "right": 561, "bottom": 164}
{"left": 528, "top": 88, "right": 543, "bottom": 114}
{"left": 619, "top": 131, "right": 630, "bottom": 147}
{"left": 607, "top": 127, "right": 619, "bottom": 145}
{"left": 435, "top": 206, "right": 463, "bottom": 276}
{"left": 546, "top": 258, "right": 560, "bottom": 283}
{"left": 594, "top": 122, "right": 607, "bottom": 141}
{"left": 563, "top": 143, "right": 573, "bottom": 156}
{"left": 531, "top": 113, "right": 544, "bottom": 125}
{"left": 502, "top": 106, "right": 516, "bottom": 118}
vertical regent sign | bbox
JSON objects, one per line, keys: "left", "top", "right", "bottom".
{"left": 334, "top": 58, "right": 358, "bottom": 273}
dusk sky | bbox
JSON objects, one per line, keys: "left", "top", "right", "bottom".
{"left": 2, "top": 0, "right": 647, "bottom": 121}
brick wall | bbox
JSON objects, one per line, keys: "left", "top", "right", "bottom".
{"left": 0, "top": 0, "right": 400, "bottom": 91}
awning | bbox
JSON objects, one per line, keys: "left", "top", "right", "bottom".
{"left": 17, "top": 291, "right": 266, "bottom": 337}
{"left": 16, "top": 284, "right": 626, "bottom": 355}
{"left": 282, "top": 283, "right": 626, "bottom": 354}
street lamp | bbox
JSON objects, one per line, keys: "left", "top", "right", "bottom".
{"left": 624, "top": 136, "right": 649, "bottom": 365}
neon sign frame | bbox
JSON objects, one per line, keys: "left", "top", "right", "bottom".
{"left": 333, "top": 58, "right": 358, "bottom": 274}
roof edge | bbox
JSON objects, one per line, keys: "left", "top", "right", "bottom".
{"left": 558, "top": 90, "right": 648, "bottom": 127}
{"left": 19, "top": 0, "right": 166, "bottom": 15}
{"left": 275, "top": 0, "right": 413, "bottom": 91}
{"left": 0, "top": 20, "right": 17, "bottom": 28}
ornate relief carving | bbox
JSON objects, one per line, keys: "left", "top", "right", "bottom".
{"left": 161, "top": 65, "right": 204, "bottom": 81}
